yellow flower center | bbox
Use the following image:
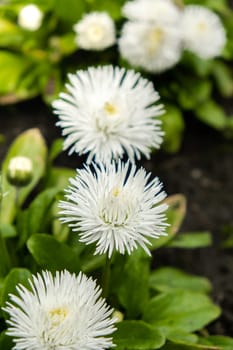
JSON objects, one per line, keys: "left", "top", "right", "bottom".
{"left": 147, "top": 28, "right": 164, "bottom": 54}
{"left": 104, "top": 102, "right": 118, "bottom": 116}
{"left": 48, "top": 307, "right": 68, "bottom": 327}
{"left": 111, "top": 187, "right": 120, "bottom": 197}
{"left": 88, "top": 24, "right": 104, "bottom": 41}
{"left": 197, "top": 21, "right": 207, "bottom": 32}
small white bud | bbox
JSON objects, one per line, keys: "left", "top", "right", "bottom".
{"left": 18, "top": 4, "right": 43, "bottom": 31}
{"left": 7, "top": 156, "right": 33, "bottom": 187}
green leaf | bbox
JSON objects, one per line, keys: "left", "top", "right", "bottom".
{"left": 160, "top": 339, "right": 220, "bottom": 350}
{"left": 0, "top": 268, "right": 32, "bottom": 311}
{"left": 161, "top": 105, "right": 185, "bottom": 153}
{"left": 48, "top": 138, "right": 64, "bottom": 163}
{"left": 199, "top": 335, "right": 233, "bottom": 350}
{"left": 27, "top": 233, "right": 81, "bottom": 273}
{"left": 27, "top": 187, "right": 60, "bottom": 235}
{"left": 0, "top": 129, "right": 47, "bottom": 224}
{"left": 178, "top": 78, "right": 212, "bottom": 110}
{"left": 150, "top": 194, "right": 186, "bottom": 249}
{"left": 0, "top": 331, "right": 14, "bottom": 349}
{"left": 167, "top": 232, "right": 212, "bottom": 248}
{"left": 111, "top": 250, "right": 150, "bottom": 318}
{"left": 211, "top": 61, "right": 233, "bottom": 97}
{"left": 44, "top": 167, "right": 76, "bottom": 190}
{"left": 53, "top": 0, "right": 86, "bottom": 23}
{"left": 0, "top": 224, "right": 17, "bottom": 238}
{"left": 143, "top": 290, "right": 220, "bottom": 334}
{"left": 88, "top": 0, "right": 125, "bottom": 20}
{"left": 195, "top": 100, "right": 227, "bottom": 130}
{"left": 113, "top": 320, "right": 165, "bottom": 350}
{"left": 149, "top": 267, "right": 212, "bottom": 294}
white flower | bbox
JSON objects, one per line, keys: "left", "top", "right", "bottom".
{"left": 119, "top": 20, "right": 182, "bottom": 73}
{"left": 3, "top": 270, "right": 116, "bottom": 350}
{"left": 73, "top": 12, "right": 116, "bottom": 50}
{"left": 59, "top": 161, "right": 168, "bottom": 258}
{"left": 181, "top": 5, "right": 226, "bottom": 59}
{"left": 53, "top": 65, "right": 164, "bottom": 163}
{"left": 123, "top": 0, "right": 181, "bottom": 25}
{"left": 18, "top": 4, "right": 43, "bottom": 31}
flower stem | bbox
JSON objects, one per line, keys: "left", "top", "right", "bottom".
{"left": 102, "top": 256, "right": 111, "bottom": 299}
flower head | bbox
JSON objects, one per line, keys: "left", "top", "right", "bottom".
{"left": 3, "top": 270, "right": 116, "bottom": 350}
{"left": 73, "top": 12, "right": 116, "bottom": 51}
{"left": 181, "top": 5, "right": 226, "bottom": 59}
{"left": 59, "top": 161, "right": 168, "bottom": 258}
{"left": 123, "top": 0, "right": 181, "bottom": 25}
{"left": 53, "top": 65, "right": 164, "bottom": 163}
{"left": 18, "top": 4, "right": 43, "bottom": 31}
{"left": 7, "top": 156, "right": 33, "bottom": 187}
{"left": 119, "top": 20, "right": 182, "bottom": 73}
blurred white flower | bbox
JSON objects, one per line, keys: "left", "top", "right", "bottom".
{"left": 53, "top": 65, "right": 164, "bottom": 163}
{"left": 123, "top": 0, "right": 181, "bottom": 25}
{"left": 119, "top": 20, "right": 182, "bottom": 73}
{"left": 181, "top": 5, "right": 226, "bottom": 59}
{"left": 59, "top": 161, "right": 168, "bottom": 258}
{"left": 73, "top": 12, "right": 116, "bottom": 50}
{"left": 18, "top": 4, "right": 43, "bottom": 31}
{"left": 4, "top": 270, "right": 116, "bottom": 350}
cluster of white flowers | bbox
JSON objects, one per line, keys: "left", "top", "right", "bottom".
{"left": 72, "top": 1, "right": 226, "bottom": 73}
{"left": 118, "top": 0, "right": 226, "bottom": 73}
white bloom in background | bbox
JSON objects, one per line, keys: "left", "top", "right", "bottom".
{"left": 73, "top": 12, "right": 116, "bottom": 50}
{"left": 59, "top": 161, "right": 168, "bottom": 258}
{"left": 18, "top": 4, "right": 43, "bottom": 31}
{"left": 53, "top": 65, "right": 164, "bottom": 163}
{"left": 119, "top": 20, "right": 182, "bottom": 73}
{"left": 181, "top": 5, "right": 226, "bottom": 59}
{"left": 123, "top": 0, "right": 181, "bottom": 25}
{"left": 3, "top": 270, "right": 116, "bottom": 350}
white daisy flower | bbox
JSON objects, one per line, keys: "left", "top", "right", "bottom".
{"left": 73, "top": 12, "right": 116, "bottom": 51}
{"left": 59, "top": 161, "right": 168, "bottom": 258}
{"left": 3, "top": 270, "right": 116, "bottom": 350}
{"left": 18, "top": 4, "right": 43, "bottom": 31}
{"left": 53, "top": 65, "right": 164, "bottom": 163}
{"left": 181, "top": 5, "right": 226, "bottom": 59}
{"left": 119, "top": 20, "right": 182, "bottom": 73}
{"left": 122, "top": 0, "right": 181, "bottom": 25}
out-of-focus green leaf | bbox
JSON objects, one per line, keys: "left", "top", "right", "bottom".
{"left": 113, "top": 321, "right": 165, "bottom": 350}
{"left": 149, "top": 267, "right": 212, "bottom": 294}
{"left": 0, "top": 268, "right": 32, "bottom": 312}
{"left": 161, "top": 104, "right": 185, "bottom": 153}
{"left": 0, "top": 224, "right": 17, "bottom": 238}
{"left": 0, "top": 331, "right": 14, "bottom": 349}
{"left": 44, "top": 167, "right": 76, "bottom": 189}
{"left": 195, "top": 100, "right": 227, "bottom": 130}
{"left": 150, "top": 194, "right": 187, "bottom": 250}
{"left": 53, "top": 0, "right": 86, "bottom": 23}
{"left": 199, "top": 335, "right": 233, "bottom": 350}
{"left": 0, "top": 129, "right": 47, "bottom": 224}
{"left": 88, "top": 0, "right": 126, "bottom": 20}
{"left": 167, "top": 232, "right": 212, "bottom": 248}
{"left": 211, "top": 61, "right": 233, "bottom": 97}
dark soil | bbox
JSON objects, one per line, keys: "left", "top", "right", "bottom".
{"left": 0, "top": 98, "right": 233, "bottom": 336}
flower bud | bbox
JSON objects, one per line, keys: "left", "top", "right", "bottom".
{"left": 18, "top": 4, "right": 43, "bottom": 31}
{"left": 7, "top": 156, "right": 33, "bottom": 187}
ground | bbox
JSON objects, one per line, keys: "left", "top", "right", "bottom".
{"left": 0, "top": 98, "right": 233, "bottom": 336}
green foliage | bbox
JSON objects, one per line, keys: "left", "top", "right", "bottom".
{"left": 113, "top": 320, "right": 165, "bottom": 349}
{"left": 149, "top": 267, "right": 212, "bottom": 294}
